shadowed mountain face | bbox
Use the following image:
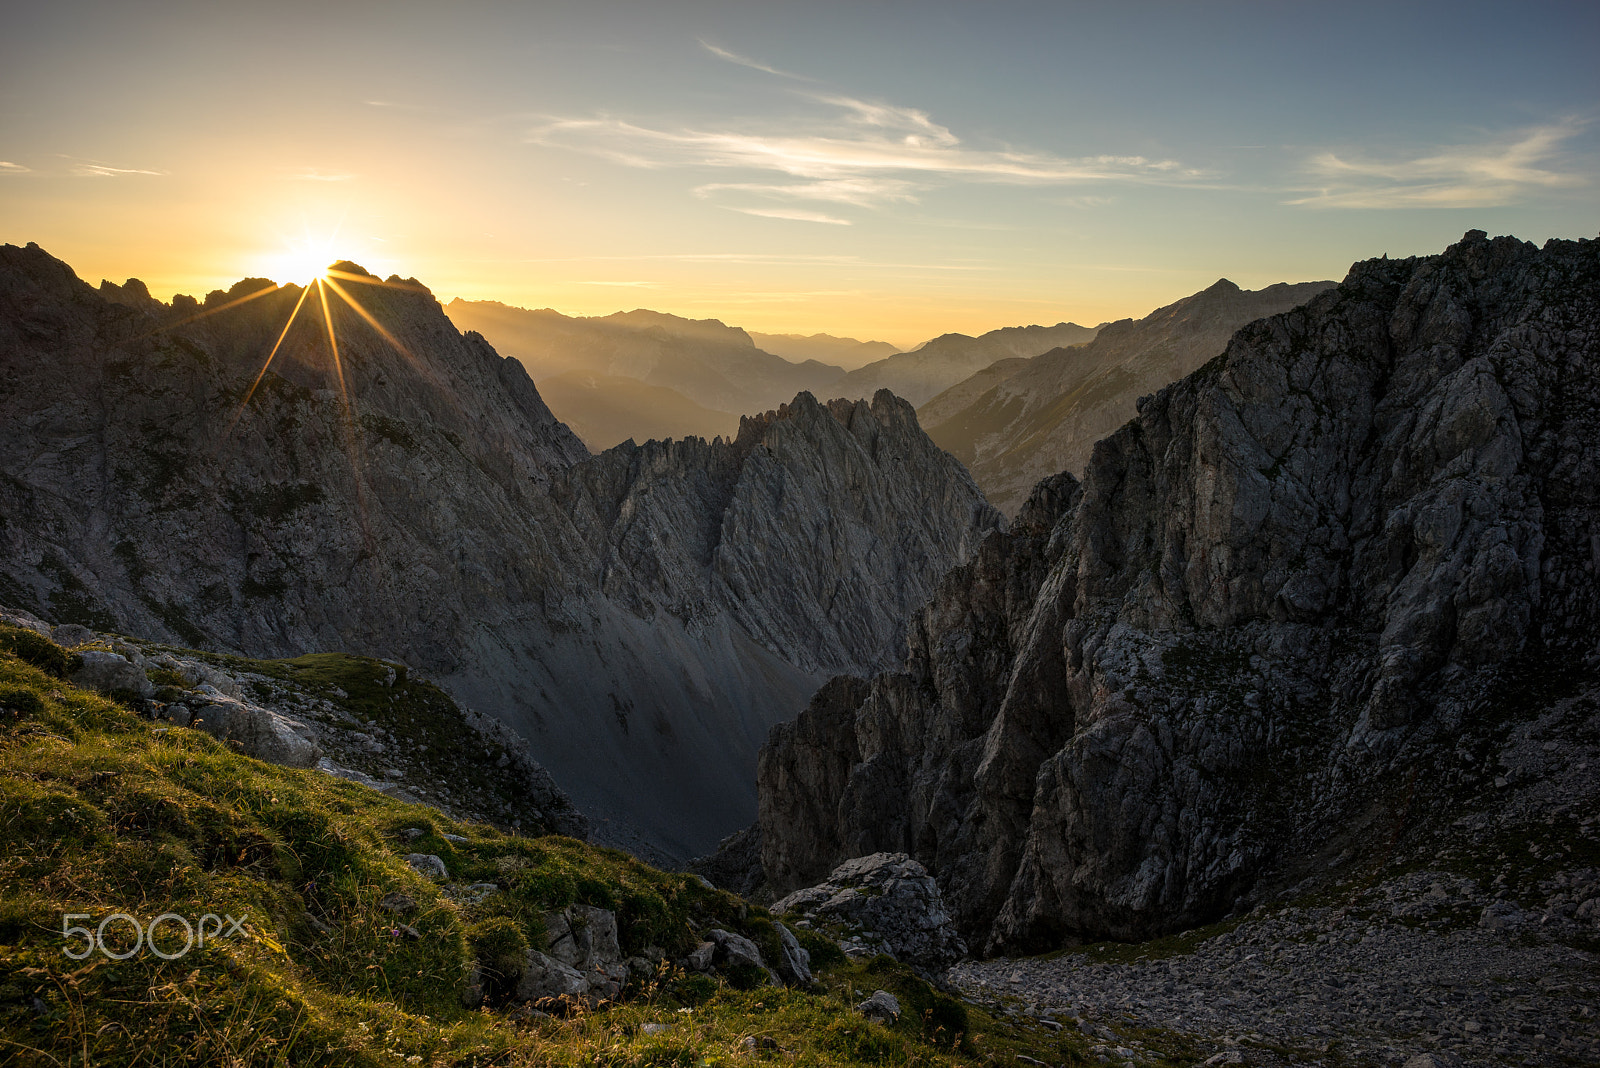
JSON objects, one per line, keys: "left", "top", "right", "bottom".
{"left": 0, "top": 244, "right": 1000, "bottom": 862}
{"left": 828, "top": 322, "right": 1100, "bottom": 408}
{"left": 920, "top": 279, "right": 1336, "bottom": 516}
{"left": 444, "top": 300, "right": 845, "bottom": 418}
{"left": 756, "top": 232, "right": 1600, "bottom": 951}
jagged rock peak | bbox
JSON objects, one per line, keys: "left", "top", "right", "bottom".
{"left": 0, "top": 243, "right": 1000, "bottom": 860}
{"left": 755, "top": 231, "right": 1600, "bottom": 955}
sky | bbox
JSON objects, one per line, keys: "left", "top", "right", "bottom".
{"left": 2, "top": 0, "right": 1596, "bottom": 347}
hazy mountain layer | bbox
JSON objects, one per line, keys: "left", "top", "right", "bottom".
{"left": 828, "top": 322, "right": 1100, "bottom": 408}
{"left": 921, "top": 279, "right": 1335, "bottom": 515}
{"left": 754, "top": 232, "right": 1600, "bottom": 951}
{"left": 0, "top": 245, "right": 999, "bottom": 861}
{"left": 533, "top": 371, "right": 739, "bottom": 450}
{"left": 748, "top": 331, "right": 898, "bottom": 371}
{"left": 444, "top": 300, "right": 844, "bottom": 417}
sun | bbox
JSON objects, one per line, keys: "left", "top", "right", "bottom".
{"left": 262, "top": 238, "right": 338, "bottom": 286}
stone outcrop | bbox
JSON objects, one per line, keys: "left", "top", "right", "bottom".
{"left": 757, "top": 232, "right": 1600, "bottom": 953}
{"left": 0, "top": 605, "right": 588, "bottom": 837}
{"left": 921, "top": 279, "right": 1335, "bottom": 515}
{"left": 0, "top": 244, "right": 998, "bottom": 860}
{"left": 772, "top": 852, "right": 967, "bottom": 975}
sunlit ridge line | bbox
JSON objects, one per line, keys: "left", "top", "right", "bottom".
{"left": 326, "top": 268, "right": 432, "bottom": 293}
{"left": 321, "top": 274, "right": 445, "bottom": 391}
{"left": 131, "top": 280, "right": 281, "bottom": 341}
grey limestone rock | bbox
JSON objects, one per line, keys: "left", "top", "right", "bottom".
{"left": 0, "top": 244, "right": 998, "bottom": 861}
{"left": 855, "top": 990, "right": 900, "bottom": 1024}
{"left": 404, "top": 854, "right": 448, "bottom": 880}
{"left": 70, "top": 648, "right": 154, "bottom": 699}
{"left": 757, "top": 232, "right": 1600, "bottom": 953}
{"left": 921, "top": 279, "right": 1337, "bottom": 516}
{"left": 686, "top": 940, "right": 716, "bottom": 972}
{"left": 773, "top": 921, "right": 812, "bottom": 985}
{"left": 515, "top": 950, "right": 591, "bottom": 1004}
{"left": 772, "top": 852, "right": 967, "bottom": 974}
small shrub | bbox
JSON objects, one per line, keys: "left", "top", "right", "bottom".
{"left": 0, "top": 683, "right": 45, "bottom": 718}
{"left": 467, "top": 915, "right": 530, "bottom": 987}
{"left": 0, "top": 623, "right": 72, "bottom": 678}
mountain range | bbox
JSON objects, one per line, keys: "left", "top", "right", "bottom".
{"left": 447, "top": 300, "right": 1106, "bottom": 454}
{"left": 747, "top": 330, "right": 898, "bottom": 371}
{"left": 443, "top": 301, "right": 843, "bottom": 445}
{"left": 0, "top": 245, "right": 998, "bottom": 862}
{"left": 744, "top": 231, "right": 1600, "bottom": 955}
{"left": 827, "top": 322, "right": 1101, "bottom": 408}
{"left": 919, "top": 279, "right": 1336, "bottom": 515}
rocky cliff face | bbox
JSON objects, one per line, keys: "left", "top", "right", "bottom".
{"left": 756, "top": 232, "right": 1600, "bottom": 952}
{"left": 921, "top": 280, "right": 1335, "bottom": 515}
{"left": 0, "top": 244, "right": 999, "bottom": 861}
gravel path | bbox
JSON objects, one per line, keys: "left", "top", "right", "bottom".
{"left": 949, "top": 870, "right": 1599, "bottom": 1067}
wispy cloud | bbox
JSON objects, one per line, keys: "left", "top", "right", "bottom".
{"left": 530, "top": 94, "right": 1202, "bottom": 221}
{"left": 725, "top": 206, "right": 852, "bottom": 225}
{"left": 695, "top": 177, "right": 919, "bottom": 207}
{"left": 67, "top": 158, "right": 164, "bottom": 178}
{"left": 699, "top": 41, "right": 810, "bottom": 81}
{"left": 0, "top": 161, "right": 28, "bottom": 174}
{"left": 1288, "top": 120, "right": 1593, "bottom": 209}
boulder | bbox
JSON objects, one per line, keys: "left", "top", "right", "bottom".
{"left": 50, "top": 623, "right": 95, "bottom": 648}
{"left": 543, "top": 905, "right": 622, "bottom": 972}
{"left": 171, "top": 691, "right": 321, "bottom": 768}
{"left": 515, "top": 950, "right": 591, "bottom": 1004}
{"left": 772, "top": 853, "right": 966, "bottom": 975}
{"left": 855, "top": 990, "right": 900, "bottom": 1024}
{"left": 404, "top": 854, "right": 448, "bottom": 880}
{"left": 774, "top": 921, "right": 812, "bottom": 984}
{"left": 686, "top": 941, "right": 716, "bottom": 972}
{"left": 707, "top": 928, "right": 776, "bottom": 983}
{"left": 70, "top": 649, "right": 154, "bottom": 699}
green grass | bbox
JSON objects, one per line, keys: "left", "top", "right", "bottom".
{"left": 0, "top": 624, "right": 1100, "bottom": 1067}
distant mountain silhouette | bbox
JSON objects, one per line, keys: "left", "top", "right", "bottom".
{"left": 748, "top": 331, "right": 898, "bottom": 371}
{"left": 536, "top": 371, "right": 738, "bottom": 450}
{"left": 827, "top": 322, "right": 1100, "bottom": 407}
{"left": 444, "top": 300, "right": 843, "bottom": 416}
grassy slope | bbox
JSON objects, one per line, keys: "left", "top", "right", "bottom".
{"left": 0, "top": 624, "right": 1132, "bottom": 1068}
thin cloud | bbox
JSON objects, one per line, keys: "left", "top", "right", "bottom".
{"left": 695, "top": 177, "right": 920, "bottom": 207}
{"left": 699, "top": 41, "right": 810, "bottom": 81}
{"left": 0, "top": 161, "right": 28, "bottom": 174}
{"left": 1289, "top": 120, "right": 1592, "bottom": 209}
{"left": 726, "top": 206, "right": 852, "bottom": 225}
{"left": 68, "top": 159, "right": 164, "bottom": 178}
{"left": 529, "top": 94, "right": 1203, "bottom": 224}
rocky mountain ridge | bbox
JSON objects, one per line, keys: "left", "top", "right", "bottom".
{"left": 753, "top": 231, "right": 1600, "bottom": 955}
{"left": 920, "top": 279, "right": 1335, "bottom": 515}
{"left": 830, "top": 322, "right": 1101, "bottom": 409}
{"left": 0, "top": 243, "right": 1000, "bottom": 861}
